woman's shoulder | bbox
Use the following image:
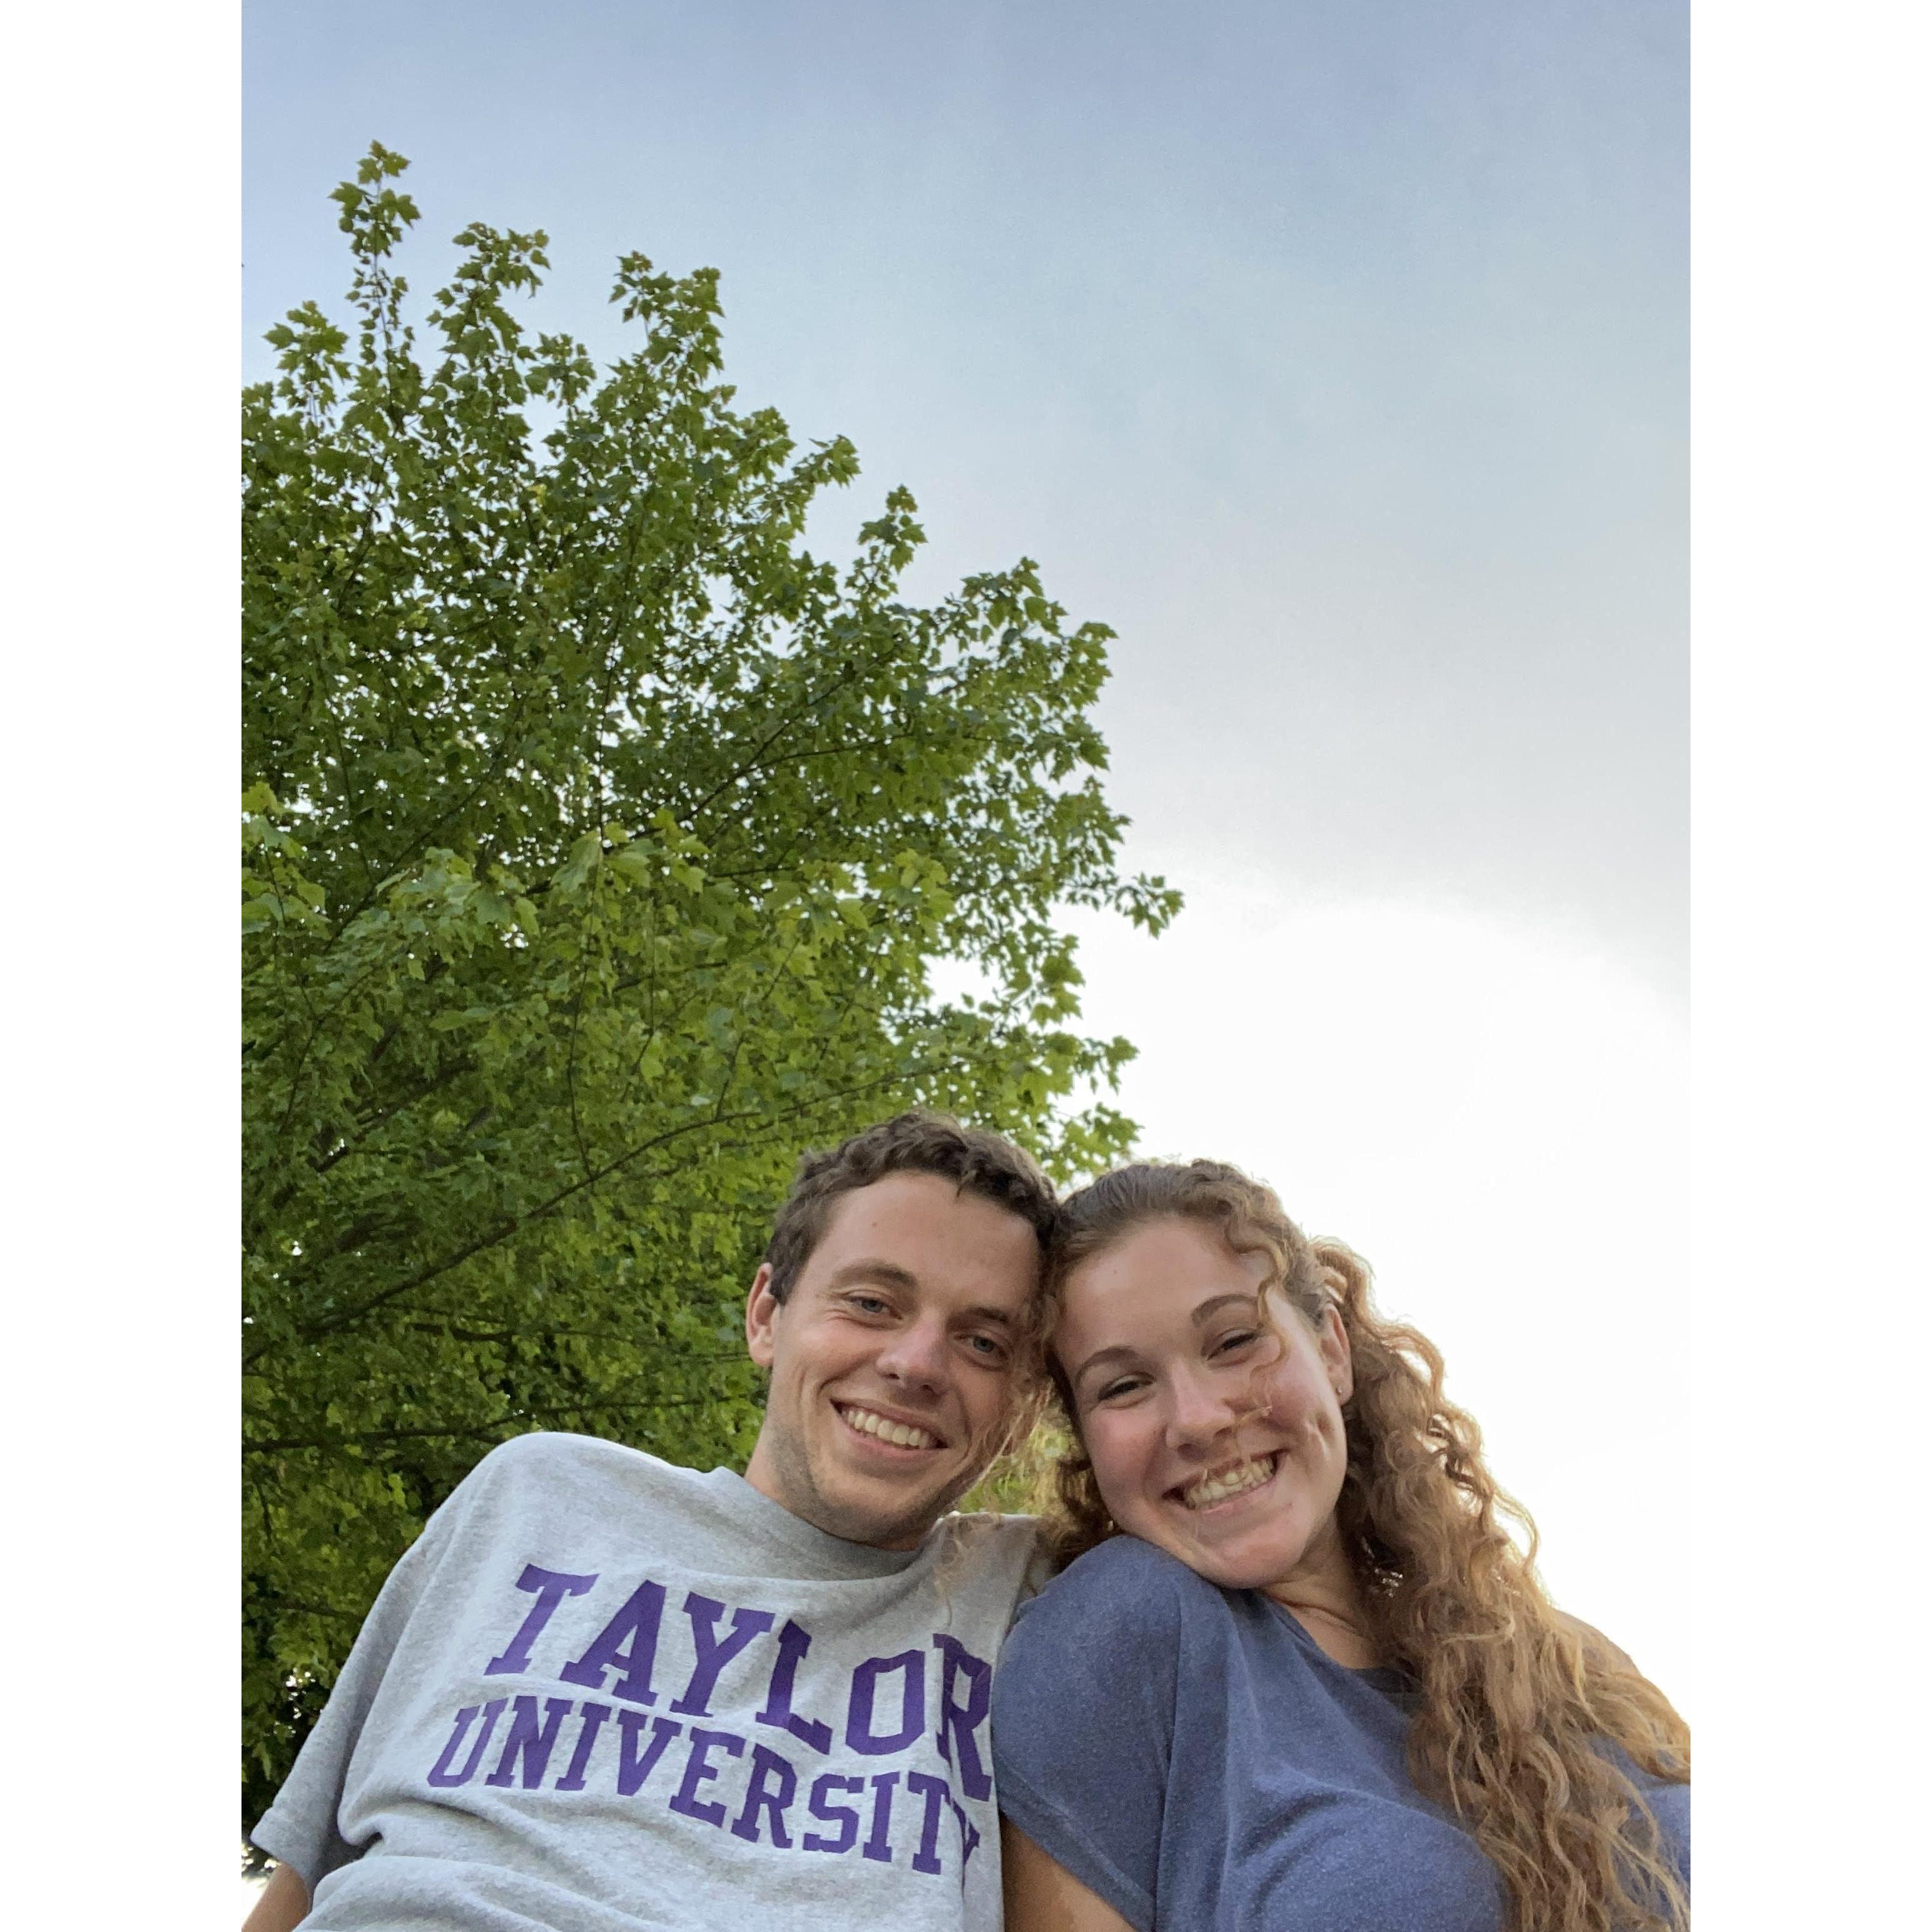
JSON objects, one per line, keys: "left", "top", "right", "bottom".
{"left": 993, "top": 1542, "right": 1197, "bottom": 1931}
{"left": 1060, "top": 1530, "right": 1223, "bottom": 1593}
{"left": 1007, "top": 1534, "right": 1228, "bottom": 1654}
{"left": 994, "top": 1540, "right": 1206, "bottom": 1801}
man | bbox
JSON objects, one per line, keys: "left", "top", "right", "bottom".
{"left": 247, "top": 1111, "right": 1056, "bottom": 1932}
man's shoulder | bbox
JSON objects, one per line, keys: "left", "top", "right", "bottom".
{"left": 420, "top": 1433, "right": 757, "bottom": 1575}
{"left": 934, "top": 1507, "right": 1040, "bottom": 1549}
{"left": 932, "top": 1508, "right": 1042, "bottom": 1566}
{"left": 471, "top": 1427, "right": 685, "bottom": 1477}
{"left": 459, "top": 1430, "right": 713, "bottom": 1512}
{"left": 927, "top": 1509, "right": 1045, "bottom": 1607}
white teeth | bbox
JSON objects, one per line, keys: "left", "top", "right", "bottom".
{"left": 1180, "top": 1455, "right": 1277, "bottom": 1510}
{"left": 839, "top": 1405, "right": 938, "bottom": 1450}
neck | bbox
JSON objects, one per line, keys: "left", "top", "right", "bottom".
{"left": 1263, "top": 1515, "right": 1383, "bottom": 1668}
{"left": 743, "top": 1435, "right": 930, "bottom": 1552}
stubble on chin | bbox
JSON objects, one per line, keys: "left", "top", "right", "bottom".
{"left": 765, "top": 1412, "right": 961, "bottom": 1550}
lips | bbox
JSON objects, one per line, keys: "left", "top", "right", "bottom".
{"left": 1173, "top": 1450, "right": 1279, "bottom": 1512}
{"left": 834, "top": 1401, "right": 947, "bottom": 1451}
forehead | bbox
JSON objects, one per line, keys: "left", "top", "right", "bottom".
{"left": 802, "top": 1170, "right": 1041, "bottom": 1313}
{"left": 1060, "top": 1216, "right": 1271, "bottom": 1340}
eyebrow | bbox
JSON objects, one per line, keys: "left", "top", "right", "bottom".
{"left": 1069, "top": 1343, "right": 1138, "bottom": 1390}
{"left": 1190, "top": 1292, "right": 1261, "bottom": 1327}
{"left": 1069, "top": 1293, "right": 1261, "bottom": 1389}
{"left": 957, "top": 1304, "right": 1017, "bottom": 1331}
{"left": 822, "top": 1261, "right": 920, "bottom": 1293}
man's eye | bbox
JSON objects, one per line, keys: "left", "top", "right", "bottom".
{"left": 963, "top": 1333, "right": 1007, "bottom": 1361}
{"left": 849, "top": 1294, "right": 892, "bottom": 1316}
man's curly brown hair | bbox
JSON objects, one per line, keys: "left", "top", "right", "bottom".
{"left": 761, "top": 1109, "right": 1057, "bottom": 1305}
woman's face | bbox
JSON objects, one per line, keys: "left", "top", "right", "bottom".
{"left": 1055, "top": 1216, "right": 1355, "bottom": 1594}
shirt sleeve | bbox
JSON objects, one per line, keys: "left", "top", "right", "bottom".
{"left": 991, "top": 1539, "right": 1184, "bottom": 1932}
{"left": 248, "top": 1477, "right": 468, "bottom": 1890}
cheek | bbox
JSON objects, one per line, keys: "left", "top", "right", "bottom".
{"left": 815, "top": 1328, "right": 875, "bottom": 1376}
{"left": 960, "top": 1376, "right": 1011, "bottom": 1443}
{"left": 1263, "top": 1366, "right": 1345, "bottom": 1446}
{"left": 1082, "top": 1416, "right": 1156, "bottom": 1505}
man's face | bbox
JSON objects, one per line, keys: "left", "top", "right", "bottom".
{"left": 743, "top": 1171, "right": 1041, "bottom": 1549}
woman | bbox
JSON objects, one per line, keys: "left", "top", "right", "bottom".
{"left": 992, "top": 1161, "right": 1689, "bottom": 1932}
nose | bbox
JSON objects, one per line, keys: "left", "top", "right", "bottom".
{"left": 1163, "top": 1363, "right": 1239, "bottom": 1457}
{"left": 875, "top": 1315, "right": 951, "bottom": 1394}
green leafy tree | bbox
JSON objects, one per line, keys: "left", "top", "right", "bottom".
{"left": 242, "top": 145, "right": 1177, "bottom": 1828}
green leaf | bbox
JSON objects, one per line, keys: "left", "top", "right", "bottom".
{"left": 554, "top": 832, "right": 604, "bottom": 893}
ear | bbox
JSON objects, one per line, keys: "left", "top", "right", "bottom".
{"left": 1316, "top": 1302, "right": 1353, "bottom": 1405}
{"left": 745, "top": 1263, "right": 781, "bottom": 1370}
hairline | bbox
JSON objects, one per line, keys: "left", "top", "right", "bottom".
{"left": 762, "top": 1113, "right": 1059, "bottom": 1318}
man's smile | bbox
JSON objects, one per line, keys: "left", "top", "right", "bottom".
{"left": 833, "top": 1400, "right": 948, "bottom": 1452}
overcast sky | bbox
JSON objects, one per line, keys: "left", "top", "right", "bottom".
{"left": 244, "top": 1, "right": 1692, "bottom": 1701}
{"left": 245, "top": 0, "right": 1687, "bottom": 990}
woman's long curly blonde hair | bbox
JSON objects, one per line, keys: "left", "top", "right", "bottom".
{"left": 1042, "top": 1161, "right": 1689, "bottom": 1932}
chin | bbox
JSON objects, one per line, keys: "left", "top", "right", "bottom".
{"left": 816, "top": 1468, "right": 953, "bottom": 1543}
{"left": 1199, "top": 1549, "right": 1304, "bottom": 1592}
{"left": 1128, "top": 1509, "right": 1315, "bottom": 1594}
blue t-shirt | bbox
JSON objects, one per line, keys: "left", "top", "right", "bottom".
{"left": 991, "top": 1537, "right": 1689, "bottom": 1932}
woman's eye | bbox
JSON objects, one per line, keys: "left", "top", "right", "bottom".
{"left": 1096, "top": 1377, "right": 1145, "bottom": 1403}
{"left": 1213, "top": 1330, "right": 1260, "bottom": 1356}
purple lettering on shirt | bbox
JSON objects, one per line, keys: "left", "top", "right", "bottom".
{"left": 425, "top": 1697, "right": 507, "bottom": 1788}
{"left": 931, "top": 1632, "right": 994, "bottom": 1801}
{"left": 845, "top": 1649, "right": 925, "bottom": 1755}
{"left": 945, "top": 1787, "right": 984, "bottom": 1871}
{"left": 484, "top": 1565, "right": 597, "bottom": 1676}
{"left": 558, "top": 1579, "right": 667, "bottom": 1705}
{"left": 903, "top": 1771, "right": 952, "bottom": 1876}
{"left": 754, "top": 1617, "right": 834, "bottom": 1755}
{"left": 668, "top": 1726, "right": 746, "bottom": 1827}
{"left": 729, "top": 1741, "right": 799, "bottom": 1847}
{"left": 862, "top": 1771, "right": 900, "bottom": 1864}
{"left": 484, "top": 1695, "right": 574, "bottom": 1788}
{"left": 614, "top": 1711, "right": 683, "bottom": 1797}
{"left": 802, "top": 1772, "right": 863, "bottom": 1854}
{"left": 669, "top": 1595, "right": 776, "bottom": 1716}
{"left": 554, "top": 1701, "right": 613, "bottom": 1791}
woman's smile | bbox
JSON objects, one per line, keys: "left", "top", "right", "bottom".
{"left": 1171, "top": 1448, "right": 1281, "bottom": 1512}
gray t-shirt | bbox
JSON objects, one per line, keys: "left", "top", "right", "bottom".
{"left": 252, "top": 1431, "right": 1043, "bottom": 1931}
{"left": 992, "top": 1535, "right": 1690, "bottom": 1932}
